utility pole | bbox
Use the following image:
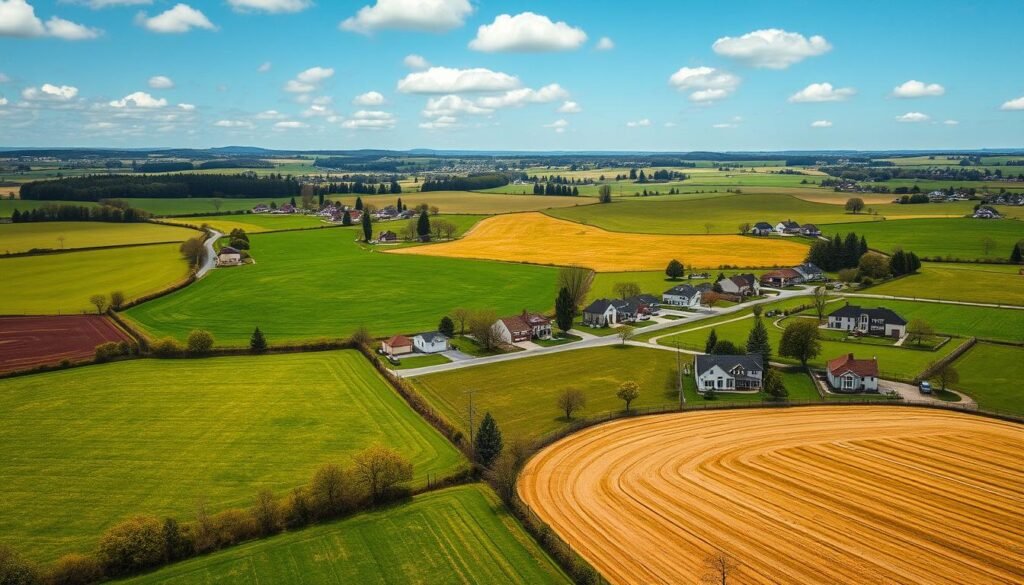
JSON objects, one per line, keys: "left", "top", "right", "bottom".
{"left": 465, "top": 388, "right": 476, "bottom": 444}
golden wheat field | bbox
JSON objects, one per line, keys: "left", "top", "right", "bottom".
{"left": 388, "top": 212, "right": 808, "bottom": 271}
{"left": 518, "top": 407, "right": 1024, "bottom": 585}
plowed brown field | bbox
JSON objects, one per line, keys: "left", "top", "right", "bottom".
{"left": 0, "top": 315, "right": 132, "bottom": 372}
{"left": 518, "top": 407, "right": 1024, "bottom": 585}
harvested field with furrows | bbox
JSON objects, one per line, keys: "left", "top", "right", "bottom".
{"left": 388, "top": 212, "right": 808, "bottom": 271}
{"left": 518, "top": 406, "right": 1024, "bottom": 585}
{"left": 0, "top": 315, "right": 131, "bottom": 372}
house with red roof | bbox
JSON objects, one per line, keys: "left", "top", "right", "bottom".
{"left": 494, "top": 315, "right": 533, "bottom": 343}
{"left": 382, "top": 335, "right": 413, "bottom": 356}
{"left": 827, "top": 353, "right": 879, "bottom": 392}
{"left": 760, "top": 268, "right": 803, "bottom": 287}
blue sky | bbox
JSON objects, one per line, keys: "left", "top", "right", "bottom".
{"left": 1, "top": 0, "right": 1022, "bottom": 151}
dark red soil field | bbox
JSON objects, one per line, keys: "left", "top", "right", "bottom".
{"left": 0, "top": 315, "right": 132, "bottom": 373}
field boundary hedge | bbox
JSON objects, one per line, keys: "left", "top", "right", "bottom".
{"left": 915, "top": 337, "right": 977, "bottom": 383}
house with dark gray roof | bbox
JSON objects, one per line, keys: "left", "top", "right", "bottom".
{"left": 695, "top": 354, "right": 764, "bottom": 392}
{"left": 775, "top": 219, "right": 802, "bottom": 234}
{"left": 662, "top": 284, "right": 702, "bottom": 308}
{"left": 412, "top": 332, "right": 449, "bottom": 353}
{"left": 827, "top": 304, "right": 907, "bottom": 338}
{"left": 751, "top": 222, "right": 774, "bottom": 236}
{"left": 793, "top": 262, "right": 825, "bottom": 282}
{"left": 582, "top": 298, "right": 636, "bottom": 327}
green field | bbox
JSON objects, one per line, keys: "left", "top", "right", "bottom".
{"left": 330, "top": 190, "right": 593, "bottom": 215}
{"left": 866, "top": 263, "right": 1024, "bottom": 306}
{"left": 165, "top": 213, "right": 330, "bottom": 234}
{"left": 0, "top": 198, "right": 297, "bottom": 218}
{"left": 589, "top": 270, "right": 773, "bottom": 303}
{"left": 412, "top": 346, "right": 821, "bottom": 441}
{"left": 951, "top": 342, "right": 1024, "bottom": 416}
{"left": 822, "top": 218, "right": 1024, "bottom": 261}
{"left": 0, "top": 221, "right": 197, "bottom": 254}
{"left": 122, "top": 485, "right": 568, "bottom": 585}
{"left": 0, "top": 351, "right": 465, "bottom": 562}
{"left": 2, "top": 243, "right": 189, "bottom": 314}
{"left": 125, "top": 227, "right": 559, "bottom": 345}
{"left": 820, "top": 298, "right": 1024, "bottom": 343}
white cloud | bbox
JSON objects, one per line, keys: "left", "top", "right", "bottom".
{"left": 285, "top": 66, "right": 334, "bottom": 93}
{"left": 595, "top": 36, "right": 613, "bottom": 50}
{"left": 257, "top": 61, "right": 272, "bottom": 73}
{"left": 148, "top": 75, "right": 174, "bottom": 89}
{"left": 664, "top": 121, "right": 677, "bottom": 128}
{"left": 228, "top": 0, "right": 311, "bottom": 13}
{"left": 896, "top": 111, "right": 930, "bottom": 123}
{"left": 668, "top": 66, "right": 740, "bottom": 103}
{"left": 341, "top": 110, "right": 397, "bottom": 129}
{"left": 475, "top": 84, "right": 567, "bottom": 109}
{"left": 215, "top": 119, "right": 254, "bottom": 128}
{"left": 255, "top": 109, "right": 287, "bottom": 119}
{"left": 177, "top": 103, "right": 195, "bottom": 111}
{"left": 788, "top": 82, "right": 856, "bottom": 103}
{"left": 353, "top": 91, "right": 385, "bottom": 106}
{"left": 22, "top": 83, "right": 78, "bottom": 101}
{"left": 1000, "top": 96, "right": 1024, "bottom": 111}
{"left": 0, "top": 97, "right": 7, "bottom": 106}
{"left": 0, "top": 1, "right": 101, "bottom": 39}
{"left": 422, "top": 94, "right": 491, "bottom": 118}
{"left": 302, "top": 104, "right": 334, "bottom": 118}
{"left": 469, "top": 12, "right": 586, "bottom": 52}
{"left": 109, "top": 91, "right": 167, "bottom": 108}
{"left": 545, "top": 118, "right": 568, "bottom": 133}
{"left": 557, "top": 100, "right": 581, "bottom": 113}
{"left": 275, "top": 120, "right": 308, "bottom": 129}
{"left": 419, "top": 115, "right": 457, "bottom": 129}
{"left": 341, "top": 0, "right": 471, "bottom": 34}
{"left": 712, "top": 29, "right": 831, "bottom": 69}
{"left": 626, "top": 118, "right": 651, "bottom": 128}
{"left": 403, "top": 54, "right": 429, "bottom": 70}
{"left": 84, "top": 121, "right": 116, "bottom": 130}
{"left": 397, "top": 66, "right": 519, "bottom": 94}
{"left": 810, "top": 119, "right": 832, "bottom": 128}
{"left": 891, "top": 80, "right": 945, "bottom": 98}
{"left": 137, "top": 4, "right": 216, "bottom": 34}
{"left": 943, "top": 119, "right": 959, "bottom": 125}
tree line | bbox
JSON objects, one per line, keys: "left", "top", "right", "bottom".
{"left": 531, "top": 183, "right": 579, "bottom": 196}
{"left": 10, "top": 202, "right": 150, "bottom": 223}
{"left": 315, "top": 180, "right": 402, "bottom": 195}
{"left": 806, "top": 233, "right": 870, "bottom": 272}
{"left": 20, "top": 173, "right": 302, "bottom": 201}
{"left": 420, "top": 173, "right": 509, "bottom": 192}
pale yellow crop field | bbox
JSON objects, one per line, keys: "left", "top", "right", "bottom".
{"left": 388, "top": 212, "right": 808, "bottom": 271}
{"left": 331, "top": 191, "right": 594, "bottom": 215}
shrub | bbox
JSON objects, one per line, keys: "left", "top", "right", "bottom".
{"left": 109, "top": 291, "right": 125, "bottom": 311}
{"left": 186, "top": 330, "right": 214, "bottom": 355}
{"left": 47, "top": 553, "right": 103, "bottom": 585}
{"left": 310, "top": 463, "right": 358, "bottom": 519}
{"left": 209, "top": 508, "right": 258, "bottom": 548}
{"left": 283, "top": 487, "right": 312, "bottom": 529}
{"left": 149, "top": 337, "right": 183, "bottom": 358}
{"left": 353, "top": 445, "right": 413, "bottom": 503}
{"left": 349, "top": 325, "right": 373, "bottom": 347}
{"left": 252, "top": 490, "right": 281, "bottom": 537}
{"left": 228, "top": 238, "right": 250, "bottom": 251}
{"left": 94, "top": 342, "right": 121, "bottom": 363}
{"left": 0, "top": 545, "right": 41, "bottom": 585}
{"left": 97, "top": 515, "right": 164, "bottom": 576}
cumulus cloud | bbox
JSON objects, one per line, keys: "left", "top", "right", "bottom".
{"left": 257, "top": 61, "right": 272, "bottom": 73}
{"left": 136, "top": 4, "right": 216, "bottom": 34}
{"left": 896, "top": 111, "right": 930, "bottom": 123}
{"left": 595, "top": 36, "right": 613, "bottom": 50}
{"left": 545, "top": 118, "right": 568, "bottom": 133}
{"left": 341, "top": 0, "right": 471, "bottom": 34}
{"left": 255, "top": 109, "right": 287, "bottom": 119}
{"left": 422, "top": 94, "right": 491, "bottom": 118}
{"left": 475, "top": 84, "right": 567, "bottom": 109}
{"left": 275, "top": 120, "right": 308, "bottom": 129}
{"left": 0, "top": 0, "right": 102, "bottom": 40}
{"left": 712, "top": 29, "right": 831, "bottom": 69}
{"left": 419, "top": 115, "right": 457, "bottom": 130}
{"left": 469, "top": 12, "right": 586, "bottom": 52}
{"left": 1000, "top": 96, "right": 1024, "bottom": 111}
{"left": 397, "top": 66, "right": 519, "bottom": 94}
{"left": 403, "top": 54, "right": 429, "bottom": 70}
{"left": 626, "top": 118, "right": 651, "bottom": 128}
{"left": 668, "top": 66, "right": 740, "bottom": 103}
{"left": 891, "top": 80, "right": 945, "bottom": 98}
{"left": 341, "top": 110, "right": 397, "bottom": 129}
{"left": 109, "top": 91, "right": 167, "bottom": 108}
{"left": 148, "top": 75, "right": 174, "bottom": 89}
{"left": 177, "top": 103, "right": 195, "bottom": 111}
{"left": 557, "top": 100, "right": 581, "bottom": 113}
{"left": 810, "top": 119, "right": 832, "bottom": 128}
{"left": 227, "top": 0, "right": 311, "bottom": 13}
{"left": 788, "top": 82, "right": 855, "bottom": 103}
{"left": 285, "top": 66, "right": 334, "bottom": 93}
{"left": 943, "top": 119, "right": 959, "bottom": 125}
{"left": 22, "top": 83, "right": 78, "bottom": 101}
{"left": 353, "top": 91, "right": 385, "bottom": 106}
{"left": 215, "top": 119, "right": 254, "bottom": 128}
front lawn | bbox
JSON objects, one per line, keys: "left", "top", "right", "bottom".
{"left": 533, "top": 332, "right": 583, "bottom": 347}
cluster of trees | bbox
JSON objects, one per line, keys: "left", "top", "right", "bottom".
{"left": 179, "top": 236, "right": 206, "bottom": 269}
{"left": 889, "top": 249, "right": 922, "bottom": 276}
{"left": 399, "top": 213, "right": 457, "bottom": 241}
{"left": 0, "top": 445, "right": 416, "bottom": 585}
{"left": 531, "top": 182, "right": 579, "bottom": 196}
{"left": 525, "top": 174, "right": 593, "bottom": 185}
{"left": 314, "top": 180, "right": 401, "bottom": 195}
{"left": 9, "top": 203, "right": 150, "bottom": 223}
{"left": 420, "top": 173, "right": 509, "bottom": 192}
{"left": 624, "top": 168, "right": 688, "bottom": 183}
{"left": 701, "top": 308, "right": 788, "bottom": 400}
{"left": 806, "top": 233, "right": 869, "bottom": 272}
{"left": 21, "top": 173, "right": 301, "bottom": 201}
{"left": 228, "top": 228, "right": 250, "bottom": 251}
{"left": 896, "top": 193, "right": 931, "bottom": 204}
{"left": 135, "top": 161, "right": 194, "bottom": 173}
{"left": 86, "top": 290, "right": 126, "bottom": 314}
{"left": 196, "top": 158, "right": 273, "bottom": 170}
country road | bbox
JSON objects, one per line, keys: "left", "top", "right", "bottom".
{"left": 195, "top": 229, "right": 223, "bottom": 279}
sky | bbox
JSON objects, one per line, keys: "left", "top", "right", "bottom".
{"left": 0, "top": 0, "right": 1022, "bottom": 152}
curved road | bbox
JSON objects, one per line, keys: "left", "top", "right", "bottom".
{"left": 195, "top": 229, "right": 223, "bottom": 279}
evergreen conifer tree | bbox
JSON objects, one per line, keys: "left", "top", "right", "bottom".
{"left": 474, "top": 412, "right": 503, "bottom": 467}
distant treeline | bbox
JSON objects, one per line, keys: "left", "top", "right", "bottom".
{"left": 136, "top": 162, "right": 194, "bottom": 173}
{"left": 20, "top": 173, "right": 301, "bottom": 201}
{"left": 316, "top": 180, "right": 402, "bottom": 195}
{"left": 821, "top": 165, "right": 1022, "bottom": 182}
{"left": 532, "top": 183, "right": 578, "bottom": 196}
{"left": 10, "top": 202, "right": 150, "bottom": 223}
{"left": 420, "top": 173, "right": 509, "bottom": 192}
{"left": 313, "top": 157, "right": 402, "bottom": 172}
{"left": 197, "top": 158, "right": 274, "bottom": 170}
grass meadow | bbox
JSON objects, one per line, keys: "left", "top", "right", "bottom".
{"left": 589, "top": 270, "right": 773, "bottom": 302}
{"left": 330, "top": 190, "right": 593, "bottom": 215}
{"left": 821, "top": 218, "right": 1024, "bottom": 261}
{"left": 951, "top": 342, "right": 1024, "bottom": 416}
{"left": 0, "top": 351, "right": 465, "bottom": 562}
{"left": 2, "top": 243, "right": 189, "bottom": 314}
{"left": 122, "top": 485, "right": 568, "bottom": 585}
{"left": 865, "top": 263, "right": 1024, "bottom": 306}
{"left": 0, "top": 221, "right": 197, "bottom": 254}
{"left": 125, "top": 227, "right": 559, "bottom": 345}
{"left": 816, "top": 298, "right": 1024, "bottom": 343}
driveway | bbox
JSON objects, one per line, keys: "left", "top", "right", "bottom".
{"left": 195, "top": 229, "right": 224, "bottom": 279}
{"left": 877, "top": 379, "right": 978, "bottom": 408}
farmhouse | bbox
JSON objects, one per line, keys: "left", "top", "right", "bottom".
{"left": 382, "top": 335, "right": 414, "bottom": 356}
{"left": 759, "top": 268, "right": 803, "bottom": 287}
{"left": 412, "top": 332, "right": 449, "bottom": 354}
{"left": 627, "top": 294, "right": 661, "bottom": 315}
{"left": 252, "top": 204, "right": 269, "bottom": 213}
{"left": 827, "top": 304, "right": 907, "bottom": 338}
{"left": 694, "top": 354, "right": 764, "bottom": 392}
{"left": 972, "top": 206, "right": 1001, "bottom": 219}
{"left": 826, "top": 353, "right": 879, "bottom": 392}
{"left": 775, "top": 220, "right": 802, "bottom": 234}
{"left": 793, "top": 262, "right": 826, "bottom": 282}
{"left": 520, "top": 311, "right": 553, "bottom": 339}
{"left": 274, "top": 203, "right": 296, "bottom": 214}
{"left": 378, "top": 230, "right": 398, "bottom": 243}
{"left": 717, "top": 274, "right": 760, "bottom": 296}
{"left": 751, "top": 222, "right": 774, "bottom": 236}
{"left": 494, "top": 315, "right": 532, "bottom": 343}
{"left": 216, "top": 246, "right": 242, "bottom": 267}
{"left": 800, "top": 224, "right": 822, "bottom": 237}
{"left": 662, "top": 284, "right": 702, "bottom": 308}
{"left": 582, "top": 298, "right": 636, "bottom": 328}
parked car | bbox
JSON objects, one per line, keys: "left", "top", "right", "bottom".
{"left": 919, "top": 381, "right": 932, "bottom": 395}
{"left": 638, "top": 314, "right": 651, "bottom": 321}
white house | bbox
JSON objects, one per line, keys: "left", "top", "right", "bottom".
{"left": 216, "top": 246, "right": 242, "bottom": 267}
{"left": 827, "top": 353, "right": 879, "bottom": 392}
{"left": 412, "top": 332, "right": 449, "bottom": 354}
{"left": 717, "top": 274, "right": 760, "bottom": 296}
{"left": 827, "top": 305, "right": 907, "bottom": 338}
{"left": 775, "top": 220, "right": 801, "bottom": 234}
{"left": 662, "top": 284, "right": 702, "bottom": 308}
{"left": 751, "top": 222, "right": 774, "bottom": 236}
{"left": 694, "top": 354, "right": 763, "bottom": 392}
{"left": 581, "top": 299, "right": 636, "bottom": 328}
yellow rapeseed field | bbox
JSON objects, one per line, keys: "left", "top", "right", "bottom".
{"left": 388, "top": 212, "right": 808, "bottom": 271}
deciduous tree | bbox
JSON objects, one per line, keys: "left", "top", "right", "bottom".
{"left": 845, "top": 197, "right": 865, "bottom": 214}
{"left": 187, "top": 329, "right": 214, "bottom": 355}
{"left": 930, "top": 362, "right": 960, "bottom": 392}
{"left": 813, "top": 286, "right": 828, "bottom": 320}
{"left": 906, "top": 319, "right": 934, "bottom": 346}
{"left": 779, "top": 320, "right": 821, "bottom": 368}
{"left": 451, "top": 308, "right": 470, "bottom": 334}
{"left": 616, "top": 324, "right": 635, "bottom": 346}
{"left": 665, "top": 259, "right": 684, "bottom": 280}
{"left": 557, "top": 265, "right": 593, "bottom": 315}
{"left": 557, "top": 388, "right": 586, "bottom": 420}
{"left": 353, "top": 444, "right": 413, "bottom": 502}
{"left": 613, "top": 281, "right": 641, "bottom": 300}
{"left": 616, "top": 380, "right": 640, "bottom": 412}
{"left": 89, "top": 294, "right": 107, "bottom": 315}
{"left": 109, "top": 290, "right": 125, "bottom": 311}
{"left": 763, "top": 368, "right": 787, "bottom": 400}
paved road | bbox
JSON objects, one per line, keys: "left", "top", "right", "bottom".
{"left": 195, "top": 229, "right": 223, "bottom": 279}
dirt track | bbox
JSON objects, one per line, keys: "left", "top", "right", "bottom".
{"left": 518, "top": 407, "right": 1024, "bottom": 584}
